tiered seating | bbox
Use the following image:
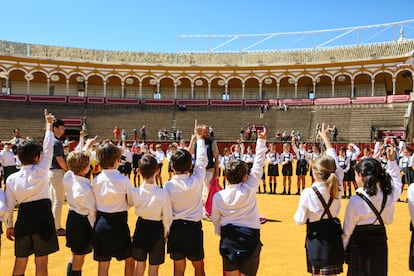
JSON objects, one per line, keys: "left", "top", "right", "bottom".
{"left": 3, "top": 39, "right": 414, "bottom": 66}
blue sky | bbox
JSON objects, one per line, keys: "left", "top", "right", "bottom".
{"left": 3, "top": 1, "right": 414, "bottom": 52}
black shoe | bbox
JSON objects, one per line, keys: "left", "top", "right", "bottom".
{"left": 282, "top": 191, "right": 286, "bottom": 195}
{"left": 295, "top": 191, "right": 300, "bottom": 195}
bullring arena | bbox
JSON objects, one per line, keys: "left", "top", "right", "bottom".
{"left": 1, "top": 20, "right": 414, "bottom": 275}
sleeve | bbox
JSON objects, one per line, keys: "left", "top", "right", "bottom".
{"left": 211, "top": 193, "right": 222, "bottom": 235}
{"left": 293, "top": 192, "right": 309, "bottom": 225}
{"left": 353, "top": 145, "right": 361, "bottom": 158}
{"left": 38, "top": 130, "right": 55, "bottom": 170}
{"left": 342, "top": 198, "right": 359, "bottom": 248}
{"left": 162, "top": 193, "right": 173, "bottom": 234}
{"left": 5, "top": 181, "right": 16, "bottom": 228}
{"left": 125, "top": 179, "right": 135, "bottom": 207}
{"left": 0, "top": 190, "right": 7, "bottom": 220}
{"left": 245, "top": 138, "right": 267, "bottom": 189}
{"left": 192, "top": 139, "right": 208, "bottom": 182}
{"left": 75, "top": 135, "right": 84, "bottom": 151}
{"left": 81, "top": 189, "right": 97, "bottom": 227}
{"left": 387, "top": 160, "right": 402, "bottom": 202}
{"left": 408, "top": 184, "right": 414, "bottom": 226}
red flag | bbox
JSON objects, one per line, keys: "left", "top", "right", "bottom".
{"left": 205, "top": 177, "right": 222, "bottom": 216}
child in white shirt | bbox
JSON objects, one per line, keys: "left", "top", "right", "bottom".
{"left": 211, "top": 127, "right": 267, "bottom": 276}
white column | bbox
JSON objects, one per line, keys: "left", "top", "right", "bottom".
{"left": 313, "top": 81, "right": 317, "bottom": 98}
{"left": 294, "top": 82, "right": 298, "bottom": 98}
{"left": 331, "top": 80, "right": 335, "bottom": 97}
{"left": 351, "top": 80, "right": 355, "bottom": 98}
{"left": 174, "top": 83, "right": 177, "bottom": 99}
{"left": 47, "top": 78, "right": 50, "bottom": 95}
{"left": 122, "top": 82, "right": 125, "bottom": 98}
{"left": 66, "top": 79, "right": 69, "bottom": 96}
{"left": 139, "top": 82, "right": 142, "bottom": 99}
{"left": 103, "top": 81, "right": 107, "bottom": 97}
{"left": 208, "top": 82, "right": 211, "bottom": 99}
{"left": 225, "top": 83, "right": 228, "bottom": 99}
{"left": 242, "top": 83, "right": 245, "bottom": 99}
{"left": 392, "top": 77, "right": 396, "bottom": 95}
{"left": 371, "top": 79, "right": 375, "bottom": 96}
{"left": 259, "top": 83, "right": 262, "bottom": 99}
{"left": 191, "top": 83, "right": 194, "bottom": 99}
{"left": 276, "top": 81, "right": 280, "bottom": 98}
{"left": 157, "top": 82, "right": 160, "bottom": 94}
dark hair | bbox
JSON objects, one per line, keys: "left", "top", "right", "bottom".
{"left": 339, "top": 146, "right": 346, "bottom": 152}
{"left": 354, "top": 158, "right": 392, "bottom": 196}
{"left": 96, "top": 142, "right": 121, "bottom": 169}
{"left": 53, "top": 119, "right": 65, "bottom": 128}
{"left": 225, "top": 159, "right": 248, "bottom": 184}
{"left": 67, "top": 151, "right": 90, "bottom": 175}
{"left": 139, "top": 155, "right": 158, "bottom": 179}
{"left": 170, "top": 149, "right": 192, "bottom": 172}
{"left": 17, "top": 139, "right": 43, "bottom": 165}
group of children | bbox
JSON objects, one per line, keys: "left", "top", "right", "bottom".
{"left": 2, "top": 109, "right": 414, "bottom": 275}
{"left": 0, "top": 113, "right": 268, "bottom": 276}
{"left": 294, "top": 123, "right": 412, "bottom": 275}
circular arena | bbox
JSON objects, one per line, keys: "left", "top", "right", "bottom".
{"left": 0, "top": 19, "right": 413, "bottom": 145}
{"left": 1, "top": 19, "right": 414, "bottom": 276}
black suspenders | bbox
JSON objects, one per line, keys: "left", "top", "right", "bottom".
{"left": 356, "top": 192, "right": 387, "bottom": 225}
{"left": 312, "top": 187, "right": 334, "bottom": 219}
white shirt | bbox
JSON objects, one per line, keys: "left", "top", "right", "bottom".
{"left": 211, "top": 138, "right": 266, "bottom": 235}
{"left": 399, "top": 155, "right": 414, "bottom": 169}
{"left": 63, "top": 170, "right": 96, "bottom": 227}
{"left": 164, "top": 139, "right": 207, "bottom": 222}
{"left": 346, "top": 145, "right": 361, "bottom": 161}
{"left": 131, "top": 183, "right": 173, "bottom": 234}
{"left": 242, "top": 152, "right": 255, "bottom": 164}
{"left": 124, "top": 150, "right": 133, "bottom": 163}
{"left": 5, "top": 130, "right": 54, "bottom": 228}
{"left": 294, "top": 148, "right": 344, "bottom": 225}
{"left": 292, "top": 144, "right": 308, "bottom": 161}
{"left": 266, "top": 151, "right": 279, "bottom": 165}
{"left": 150, "top": 149, "right": 165, "bottom": 164}
{"left": 0, "top": 190, "right": 6, "bottom": 222}
{"left": 342, "top": 160, "right": 401, "bottom": 247}
{"left": 92, "top": 169, "right": 134, "bottom": 213}
{"left": 408, "top": 184, "right": 414, "bottom": 226}
{"left": 0, "top": 149, "right": 16, "bottom": 166}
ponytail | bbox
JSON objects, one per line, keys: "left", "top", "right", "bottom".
{"left": 327, "top": 172, "right": 339, "bottom": 199}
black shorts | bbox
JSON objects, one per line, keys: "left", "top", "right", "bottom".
{"left": 267, "top": 164, "right": 279, "bottom": 176}
{"left": 15, "top": 234, "right": 59, "bottom": 257}
{"left": 132, "top": 217, "right": 165, "bottom": 265}
{"left": 167, "top": 220, "right": 204, "bottom": 261}
{"left": 132, "top": 235, "right": 165, "bottom": 265}
{"left": 222, "top": 242, "right": 261, "bottom": 275}
{"left": 93, "top": 211, "right": 132, "bottom": 262}
{"left": 66, "top": 210, "right": 93, "bottom": 255}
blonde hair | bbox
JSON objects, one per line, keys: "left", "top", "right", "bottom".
{"left": 312, "top": 155, "right": 339, "bottom": 198}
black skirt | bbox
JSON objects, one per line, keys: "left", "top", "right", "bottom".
{"left": 346, "top": 224, "right": 387, "bottom": 276}
{"left": 306, "top": 218, "right": 344, "bottom": 268}
{"left": 267, "top": 164, "right": 279, "bottom": 176}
